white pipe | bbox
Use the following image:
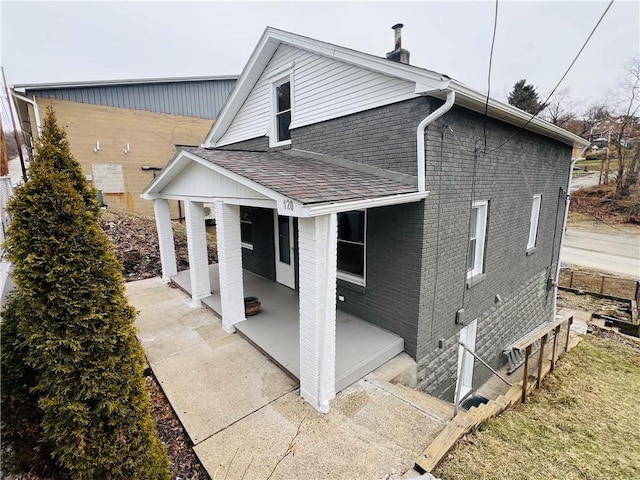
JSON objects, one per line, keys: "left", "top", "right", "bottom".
{"left": 553, "top": 145, "right": 589, "bottom": 317}
{"left": 10, "top": 91, "right": 41, "bottom": 137}
{"left": 417, "top": 90, "right": 456, "bottom": 192}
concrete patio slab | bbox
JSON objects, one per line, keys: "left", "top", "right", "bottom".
{"left": 127, "top": 277, "right": 450, "bottom": 480}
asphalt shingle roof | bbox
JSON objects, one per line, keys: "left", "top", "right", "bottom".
{"left": 184, "top": 147, "right": 416, "bottom": 205}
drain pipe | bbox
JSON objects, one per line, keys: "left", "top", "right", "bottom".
{"left": 552, "top": 147, "right": 588, "bottom": 317}
{"left": 417, "top": 89, "right": 456, "bottom": 192}
{"left": 11, "top": 91, "right": 41, "bottom": 137}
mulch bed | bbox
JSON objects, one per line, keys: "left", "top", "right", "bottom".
{"left": 145, "top": 371, "right": 210, "bottom": 480}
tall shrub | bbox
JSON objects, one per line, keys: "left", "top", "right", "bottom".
{"left": 1, "top": 107, "right": 169, "bottom": 479}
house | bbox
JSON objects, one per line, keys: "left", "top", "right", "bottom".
{"left": 12, "top": 76, "right": 236, "bottom": 218}
{"left": 142, "top": 26, "right": 589, "bottom": 413}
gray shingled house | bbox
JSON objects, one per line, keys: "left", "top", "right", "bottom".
{"left": 142, "top": 26, "right": 589, "bottom": 413}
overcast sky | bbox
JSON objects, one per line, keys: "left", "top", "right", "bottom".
{"left": 1, "top": 1, "right": 639, "bottom": 109}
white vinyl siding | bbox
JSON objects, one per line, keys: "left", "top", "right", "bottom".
{"left": 218, "top": 44, "right": 417, "bottom": 146}
{"left": 527, "top": 194, "right": 541, "bottom": 250}
{"left": 467, "top": 200, "right": 488, "bottom": 281}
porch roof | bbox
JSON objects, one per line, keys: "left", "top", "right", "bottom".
{"left": 181, "top": 147, "right": 416, "bottom": 204}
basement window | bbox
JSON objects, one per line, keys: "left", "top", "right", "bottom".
{"left": 240, "top": 207, "right": 253, "bottom": 250}
{"left": 337, "top": 210, "right": 366, "bottom": 286}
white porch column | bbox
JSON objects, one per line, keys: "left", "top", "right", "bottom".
{"left": 153, "top": 199, "right": 177, "bottom": 283}
{"left": 184, "top": 200, "right": 211, "bottom": 307}
{"left": 298, "top": 213, "right": 338, "bottom": 414}
{"left": 215, "top": 201, "right": 246, "bottom": 333}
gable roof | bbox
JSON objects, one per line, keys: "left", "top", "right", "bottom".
{"left": 204, "top": 27, "right": 589, "bottom": 149}
{"left": 142, "top": 147, "right": 427, "bottom": 217}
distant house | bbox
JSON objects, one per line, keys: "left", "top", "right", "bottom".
{"left": 142, "top": 26, "right": 588, "bottom": 413}
{"left": 12, "top": 76, "right": 236, "bottom": 217}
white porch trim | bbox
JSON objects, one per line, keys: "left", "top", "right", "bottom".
{"left": 184, "top": 200, "right": 211, "bottom": 307}
{"left": 215, "top": 201, "right": 247, "bottom": 333}
{"left": 153, "top": 199, "right": 177, "bottom": 282}
{"left": 298, "top": 213, "right": 338, "bottom": 413}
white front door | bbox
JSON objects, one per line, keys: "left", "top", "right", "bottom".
{"left": 455, "top": 318, "right": 478, "bottom": 404}
{"left": 274, "top": 213, "right": 295, "bottom": 289}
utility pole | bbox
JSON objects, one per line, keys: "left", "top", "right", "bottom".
{"left": 1, "top": 121, "right": 8, "bottom": 176}
{"left": 1, "top": 67, "right": 27, "bottom": 182}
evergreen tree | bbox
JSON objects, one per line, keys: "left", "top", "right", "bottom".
{"left": 1, "top": 106, "right": 169, "bottom": 479}
{"left": 508, "top": 79, "right": 547, "bottom": 115}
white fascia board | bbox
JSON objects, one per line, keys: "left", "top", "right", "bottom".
{"left": 203, "top": 29, "right": 279, "bottom": 147}
{"left": 143, "top": 193, "right": 276, "bottom": 209}
{"left": 141, "top": 152, "right": 192, "bottom": 198}
{"left": 204, "top": 27, "right": 450, "bottom": 147}
{"left": 449, "top": 80, "right": 590, "bottom": 150}
{"left": 301, "top": 191, "right": 428, "bottom": 217}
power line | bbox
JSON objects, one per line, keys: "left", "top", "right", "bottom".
{"left": 482, "top": 0, "right": 499, "bottom": 154}
{"left": 486, "top": 0, "right": 615, "bottom": 154}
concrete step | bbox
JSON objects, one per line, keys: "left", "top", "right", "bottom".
{"left": 365, "top": 376, "right": 455, "bottom": 423}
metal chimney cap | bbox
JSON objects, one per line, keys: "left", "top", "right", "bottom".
{"left": 392, "top": 23, "right": 404, "bottom": 30}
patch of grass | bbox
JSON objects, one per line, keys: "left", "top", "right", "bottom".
{"left": 435, "top": 336, "right": 640, "bottom": 480}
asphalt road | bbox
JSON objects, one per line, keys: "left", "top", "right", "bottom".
{"left": 561, "top": 229, "right": 640, "bottom": 280}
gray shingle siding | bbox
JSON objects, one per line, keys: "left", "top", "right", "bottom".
{"left": 27, "top": 79, "right": 236, "bottom": 119}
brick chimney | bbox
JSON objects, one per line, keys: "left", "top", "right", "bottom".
{"left": 386, "top": 23, "right": 410, "bottom": 65}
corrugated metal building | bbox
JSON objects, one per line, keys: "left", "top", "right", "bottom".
{"left": 16, "top": 76, "right": 237, "bottom": 119}
{"left": 12, "top": 76, "right": 237, "bottom": 217}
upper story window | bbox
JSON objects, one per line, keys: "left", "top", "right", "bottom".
{"left": 467, "top": 200, "right": 488, "bottom": 281}
{"left": 527, "top": 194, "right": 541, "bottom": 252}
{"left": 276, "top": 81, "right": 291, "bottom": 141}
{"left": 337, "top": 210, "right": 366, "bottom": 286}
{"left": 240, "top": 206, "right": 253, "bottom": 250}
{"left": 270, "top": 78, "right": 292, "bottom": 147}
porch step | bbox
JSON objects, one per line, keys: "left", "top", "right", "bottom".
{"left": 366, "top": 377, "right": 455, "bottom": 423}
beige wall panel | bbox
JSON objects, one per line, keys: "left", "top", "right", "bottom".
{"left": 35, "top": 97, "right": 213, "bottom": 218}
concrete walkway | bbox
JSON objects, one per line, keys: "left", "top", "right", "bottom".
{"left": 127, "top": 277, "right": 453, "bottom": 480}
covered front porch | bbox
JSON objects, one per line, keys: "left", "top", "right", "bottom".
{"left": 142, "top": 147, "right": 427, "bottom": 413}
{"left": 171, "top": 264, "right": 404, "bottom": 393}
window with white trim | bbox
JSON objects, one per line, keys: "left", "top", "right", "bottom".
{"left": 527, "top": 194, "right": 541, "bottom": 251}
{"left": 467, "top": 200, "right": 488, "bottom": 280}
{"left": 240, "top": 207, "right": 253, "bottom": 250}
{"left": 337, "top": 210, "right": 366, "bottom": 285}
{"left": 271, "top": 78, "right": 292, "bottom": 146}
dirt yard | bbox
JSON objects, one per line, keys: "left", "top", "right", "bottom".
{"left": 99, "top": 210, "right": 217, "bottom": 281}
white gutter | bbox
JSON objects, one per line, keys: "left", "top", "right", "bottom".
{"left": 417, "top": 90, "right": 456, "bottom": 192}
{"left": 11, "top": 91, "right": 41, "bottom": 137}
{"left": 553, "top": 145, "right": 589, "bottom": 316}
{"left": 303, "top": 191, "right": 428, "bottom": 217}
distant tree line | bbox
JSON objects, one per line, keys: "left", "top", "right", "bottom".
{"left": 507, "top": 56, "right": 640, "bottom": 198}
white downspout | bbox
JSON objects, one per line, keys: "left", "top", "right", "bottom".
{"left": 11, "top": 91, "right": 41, "bottom": 137}
{"left": 417, "top": 89, "right": 456, "bottom": 192}
{"left": 553, "top": 146, "right": 589, "bottom": 317}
